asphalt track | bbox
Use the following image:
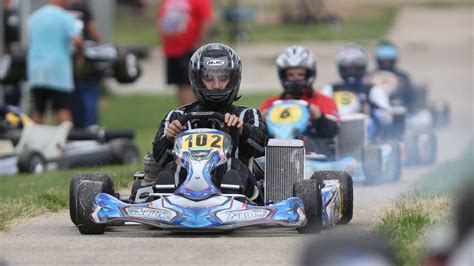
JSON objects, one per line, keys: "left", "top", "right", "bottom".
{"left": 0, "top": 6, "right": 473, "bottom": 265}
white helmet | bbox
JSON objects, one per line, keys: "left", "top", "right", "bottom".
{"left": 276, "top": 45, "right": 316, "bottom": 97}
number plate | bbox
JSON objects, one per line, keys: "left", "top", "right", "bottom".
{"left": 181, "top": 133, "right": 224, "bottom": 150}
{"left": 269, "top": 105, "right": 304, "bottom": 123}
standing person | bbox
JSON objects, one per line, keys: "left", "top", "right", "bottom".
{"left": 27, "top": 0, "right": 83, "bottom": 124}
{"left": 68, "top": 0, "right": 103, "bottom": 129}
{"left": 1, "top": 0, "right": 21, "bottom": 107}
{"left": 156, "top": 0, "right": 214, "bottom": 106}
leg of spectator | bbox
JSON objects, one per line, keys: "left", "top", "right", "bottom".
{"left": 56, "top": 109, "right": 72, "bottom": 124}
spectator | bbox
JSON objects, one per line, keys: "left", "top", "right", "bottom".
{"left": 68, "top": 0, "right": 103, "bottom": 130}
{"left": 156, "top": 0, "right": 214, "bottom": 106}
{"left": 1, "top": 0, "right": 21, "bottom": 107}
{"left": 27, "top": 0, "right": 83, "bottom": 124}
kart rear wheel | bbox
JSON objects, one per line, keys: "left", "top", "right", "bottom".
{"left": 383, "top": 140, "right": 402, "bottom": 183}
{"left": 76, "top": 180, "right": 109, "bottom": 234}
{"left": 310, "top": 171, "right": 353, "bottom": 225}
{"left": 414, "top": 131, "right": 437, "bottom": 165}
{"left": 17, "top": 151, "right": 46, "bottom": 174}
{"left": 429, "top": 101, "right": 450, "bottom": 128}
{"left": 111, "top": 140, "right": 140, "bottom": 165}
{"left": 362, "top": 145, "right": 383, "bottom": 185}
{"left": 293, "top": 179, "right": 323, "bottom": 234}
{"left": 69, "top": 173, "right": 114, "bottom": 226}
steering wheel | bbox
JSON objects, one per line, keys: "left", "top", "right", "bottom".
{"left": 178, "top": 112, "right": 240, "bottom": 158}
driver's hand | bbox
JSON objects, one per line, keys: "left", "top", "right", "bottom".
{"left": 222, "top": 113, "right": 244, "bottom": 135}
{"left": 309, "top": 104, "right": 322, "bottom": 119}
{"left": 261, "top": 109, "right": 268, "bottom": 119}
{"left": 166, "top": 120, "right": 186, "bottom": 141}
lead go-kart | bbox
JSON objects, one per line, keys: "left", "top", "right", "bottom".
{"left": 263, "top": 99, "right": 401, "bottom": 185}
{"left": 370, "top": 71, "right": 446, "bottom": 165}
{"left": 69, "top": 112, "right": 353, "bottom": 235}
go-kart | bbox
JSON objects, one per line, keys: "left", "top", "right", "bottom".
{"left": 0, "top": 40, "right": 141, "bottom": 84}
{"left": 332, "top": 90, "right": 402, "bottom": 183}
{"left": 264, "top": 99, "right": 400, "bottom": 185}
{"left": 69, "top": 112, "right": 352, "bottom": 235}
{"left": 370, "top": 70, "right": 439, "bottom": 165}
{"left": 0, "top": 106, "right": 140, "bottom": 174}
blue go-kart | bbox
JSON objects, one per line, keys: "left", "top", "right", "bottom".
{"left": 69, "top": 112, "right": 352, "bottom": 235}
{"left": 263, "top": 99, "right": 401, "bottom": 185}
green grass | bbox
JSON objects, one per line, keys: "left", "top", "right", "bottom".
{"left": 0, "top": 92, "right": 273, "bottom": 231}
{"left": 113, "top": 4, "right": 398, "bottom": 46}
{"left": 374, "top": 142, "right": 473, "bottom": 265}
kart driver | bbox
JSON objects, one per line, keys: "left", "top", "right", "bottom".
{"left": 321, "top": 43, "right": 392, "bottom": 140}
{"left": 151, "top": 43, "right": 268, "bottom": 199}
{"left": 374, "top": 40, "right": 417, "bottom": 112}
{"left": 260, "top": 45, "right": 340, "bottom": 139}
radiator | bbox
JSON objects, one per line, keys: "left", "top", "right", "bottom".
{"left": 264, "top": 139, "right": 305, "bottom": 203}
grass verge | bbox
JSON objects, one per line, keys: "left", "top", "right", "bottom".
{"left": 374, "top": 142, "right": 473, "bottom": 265}
{"left": 0, "top": 92, "right": 273, "bottom": 231}
{"left": 114, "top": 4, "right": 398, "bottom": 46}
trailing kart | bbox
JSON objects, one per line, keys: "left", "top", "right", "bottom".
{"left": 70, "top": 112, "right": 352, "bottom": 235}
{"left": 0, "top": 106, "right": 140, "bottom": 174}
{"left": 370, "top": 71, "right": 439, "bottom": 165}
{"left": 264, "top": 99, "right": 400, "bottom": 185}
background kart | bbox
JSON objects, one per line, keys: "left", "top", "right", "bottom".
{"left": 264, "top": 99, "right": 400, "bottom": 185}
{"left": 0, "top": 40, "right": 142, "bottom": 84}
{"left": 0, "top": 107, "right": 140, "bottom": 174}
{"left": 370, "top": 70, "right": 445, "bottom": 165}
{"left": 69, "top": 112, "right": 352, "bottom": 235}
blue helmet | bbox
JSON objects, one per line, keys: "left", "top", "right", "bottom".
{"left": 375, "top": 41, "right": 398, "bottom": 71}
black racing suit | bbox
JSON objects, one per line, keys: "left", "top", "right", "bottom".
{"left": 382, "top": 68, "right": 417, "bottom": 113}
{"left": 152, "top": 101, "right": 268, "bottom": 197}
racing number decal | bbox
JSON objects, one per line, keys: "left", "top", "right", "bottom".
{"left": 183, "top": 133, "right": 223, "bottom": 149}
{"left": 269, "top": 105, "right": 303, "bottom": 123}
{"left": 334, "top": 91, "right": 356, "bottom": 107}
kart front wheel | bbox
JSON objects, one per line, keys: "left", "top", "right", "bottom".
{"left": 76, "top": 180, "right": 109, "bottom": 234}
{"left": 293, "top": 179, "right": 323, "bottom": 234}
{"left": 310, "top": 171, "right": 353, "bottom": 225}
{"left": 69, "top": 173, "right": 114, "bottom": 226}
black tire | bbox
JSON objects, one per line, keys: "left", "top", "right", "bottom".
{"left": 293, "top": 179, "right": 323, "bottom": 234}
{"left": 362, "top": 145, "right": 383, "bottom": 185}
{"left": 113, "top": 49, "right": 141, "bottom": 84}
{"left": 111, "top": 139, "right": 140, "bottom": 165}
{"left": 430, "top": 101, "right": 450, "bottom": 128}
{"left": 76, "top": 180, "right": 108, "bottom": 234}
{"left": 310, "top": 171, "right": 353, "bottom": 225}
{"left": 414, "top": 131, "right": 437, "bottom": 165}
{"left": 383, "top": 140, "right": 402, "bottom": 183}
{"left": 69, "top": 173, "right": 114, "bottom": 225}
{"left": 17, "top": 151, "right": 47, "bottom": 174}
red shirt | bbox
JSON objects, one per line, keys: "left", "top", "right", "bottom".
{"left": 260, "top": 91, "right": 340, "bottom": 122}
{"left": 157, "top": 0, "right": 213, "bottom": 57}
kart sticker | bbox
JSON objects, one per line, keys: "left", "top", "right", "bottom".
{"left": 269, "top": 105, "right": 304, "bottom": 123}
{"left": 181, "top": 133, "right": 224, "bottom": 150}
{"left": 334, "top": 91, "right": 360, "bottom": 115}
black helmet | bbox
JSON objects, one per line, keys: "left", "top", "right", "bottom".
{"left": 276, "top": 45, "right": 316, "bottom": 98}
{"left": 188, "top": 43, "right": 242, "bottom": 108}
{"left": 336, "top": 43, "right": 368, "bottom": 84}
{"left": 375, "top": 40, "right": 398, "bottom": 71}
